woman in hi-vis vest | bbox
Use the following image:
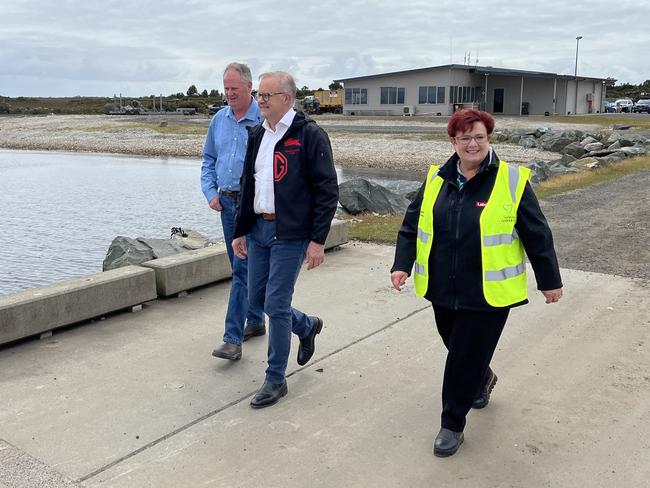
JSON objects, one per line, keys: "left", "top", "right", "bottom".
{"left": 390, "top": 109, "right": 563, "bottom": 458}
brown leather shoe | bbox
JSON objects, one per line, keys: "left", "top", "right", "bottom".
{"left": 211, "top": 342, "right": 242, "bottom": 360}
{"left": 243, "top": 323, "right": 266, "bottom": 342}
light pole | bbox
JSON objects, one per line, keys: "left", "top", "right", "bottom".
{"left": 574, "top": 35, "right": 582, "bottom": 115}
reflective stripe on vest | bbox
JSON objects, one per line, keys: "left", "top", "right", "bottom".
{"left": 414, "top": 161, "right": 531, "bottom": 306}
{"left": 413, "top": 165, "right": 441, "bottom": 296}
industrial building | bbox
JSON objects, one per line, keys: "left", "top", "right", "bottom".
{"left": 334, "top": 64, "right": 607, "bottom": 116}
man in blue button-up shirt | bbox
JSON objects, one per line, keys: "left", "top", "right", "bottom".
{"left": 201, "top": 62, "right": 265, "bottom": 361}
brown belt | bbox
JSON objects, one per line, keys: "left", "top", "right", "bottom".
{"left": 220, "top": 190, "right": 239, "bottom": 198}
{"left": 261, "top": 213, "right": 276, "bottom": 221}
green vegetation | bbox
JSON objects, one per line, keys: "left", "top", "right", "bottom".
{"left": 0, "top": 96, "right": 111, "bottom": 114}
{"left": 549, "top": 115, "right": 650, "bottom": 130}
{"left": 346, "top": 156, "right": 650, "bottom": 243}
{"left": 534, "top": 156, "right": 650, "bottom": 199}
{"left": 606, "top": 79, "right": 650, "bottom": 101}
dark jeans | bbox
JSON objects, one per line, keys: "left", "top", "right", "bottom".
{"left": 219, "top": 194, "right": 264, "bottom": 345}
{"left": 433, "top": 305, "right": 509, "bottom": 432}
{"left": 247, "top": 217, "right": 315, "bottom": 384}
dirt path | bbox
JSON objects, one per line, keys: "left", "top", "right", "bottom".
{"left": 540, "top": 169, "right": 650, "bottom": 282}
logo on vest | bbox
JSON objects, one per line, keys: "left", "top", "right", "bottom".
{"left": 274, "top": 152, "right": 288, "bottom": 181}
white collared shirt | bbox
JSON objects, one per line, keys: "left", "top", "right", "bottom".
{"left": 253, "top": 109, "right": 296, "bottom": 214}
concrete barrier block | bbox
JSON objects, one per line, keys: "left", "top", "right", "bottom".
{"left": 0, "top": 266, "right": 156, "bottom": 345}
{"left": 141, "top": 244, "right": 232, "bottom": 297}
{"left": 325, "top": 219, "right": 349, "bottom": 249}
{"left": 141, "top": 220, "right": 348, "bottom": 298}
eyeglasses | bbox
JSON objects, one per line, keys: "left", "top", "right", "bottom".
{"left": 256, "top": 92, "right": 287, "bottom": 102}
{"left": 454, "top": 134, "right": 489, "bottom": 145}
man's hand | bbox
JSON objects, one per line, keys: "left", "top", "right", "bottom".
{"left": 391, "top": 271, "right": 408, "bottom": 291}
{"left": 304, "top": 241, "right": 325, "bottom": 270}
{"left": 209, "top": 195, "right": 223, "bottom": 212}
{"left": 232, "top": 236, "right": 247, "bottom": 259}
{"left": 541, "top": 288, "right": 563, "bottom": 304}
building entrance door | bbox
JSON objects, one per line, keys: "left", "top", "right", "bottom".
{"left": 493, "top": 89, "right": 504, "bottom": 113}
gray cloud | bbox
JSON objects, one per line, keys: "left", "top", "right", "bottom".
{"left": 1, "top": 0, "right": 647, "bottom": 96}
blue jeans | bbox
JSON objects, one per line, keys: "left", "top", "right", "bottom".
{"left": 248, "top": 216, "right": 315, "bottom": 384}
{"left": 219, "top": 194, "right": 265, "bottom": 345}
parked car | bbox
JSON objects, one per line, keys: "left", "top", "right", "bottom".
{"left": 615, "top": 98, "right": 634, "bottom": 112}
{"left": 632, "top": 99, "right": 650, "bottom": 114}
{"left": 604, "top": 101, "right": 617, "bottom": 113}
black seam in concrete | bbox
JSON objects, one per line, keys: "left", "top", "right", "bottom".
{"left": 77, "top": 305, "right": 430, "bottom": 483}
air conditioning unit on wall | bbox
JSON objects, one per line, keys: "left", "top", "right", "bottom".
{"left": 403, "top": 105, "right": 415, "bottom": 116}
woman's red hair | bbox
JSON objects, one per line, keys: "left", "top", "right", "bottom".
{"left": 447, "top": 109, "right": 495, "bottom": 137}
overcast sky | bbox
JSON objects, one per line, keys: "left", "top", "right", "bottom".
{"left": 2, "top": 0, "right": 648, "bottom": 97}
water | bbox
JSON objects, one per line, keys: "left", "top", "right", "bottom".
{"left": 0, "top": 149, "right": 419, "bottom": 296}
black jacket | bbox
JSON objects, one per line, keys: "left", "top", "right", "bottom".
{"left": 391, "top": 149, "right": 563, "bottom": 311}
{"left": 234, "top": 112, "right": 339, "bottom": 244}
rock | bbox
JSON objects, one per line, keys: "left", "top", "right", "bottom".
{"left": 612, "top": 124, "right": 631, "bottom": 130}
{"left": 519, "top": 136, "right": 537, "bottom": 148}
{"left": 534, "top": 127, "right": 551, "bottom": 138}
{"left": 580, "top": 136, "right": 598, "bottom": 146}
{"left": 569, "top": 157, "right": 600, "bottom": 170}
{"left": 171, "top": 228, "right": 211, "bottom": 249}
{"left": 338, "top": 178, "right": 410, "bottom": 215}
{"left": 561, "top": 141, "right": 587, "bottom": 158}
{"left": 548, "top": 162, "right": 580, "bottom": 176}
{"left": 596, "top": 152, "right": 627, "bottom": 165}
{"left": 583, "top": 142, "right": 604, "bottom": 152}
{"left": 557, "top": 154, "right": 577, "bottom": 165}
{"left": 524, "top": 160, "right": 551, "bottom": 184}
{"left": 380, "top": 179, "right": 422, "bottom": 202}
{"left": 608, "top": 141, "right": 622, "bottom": 150}
{"left": 491, "top": 129, "right": 510, "bottom": 142}
{"left": 539, "top": 130, "right": 583, "bottom": 152}
{"left": 103, "top": 229, "right": 211, "bottom": 271}
{"left": 620, "top": 146, "right": 647, "bottom": 156}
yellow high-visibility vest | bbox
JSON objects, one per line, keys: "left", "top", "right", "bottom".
{"left": 413, "top": 161, "right": 531, "bottom": 307}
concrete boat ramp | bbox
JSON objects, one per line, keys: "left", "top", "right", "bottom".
{"left": 1, "top": 242, "right": 648, "bottom": 487}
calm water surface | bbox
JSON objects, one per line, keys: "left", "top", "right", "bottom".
{"left": 0, "top": 149, "right": 418, "bottom": 295}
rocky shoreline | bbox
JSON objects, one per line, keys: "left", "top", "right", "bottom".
{"left": 0, "top": 114, "right": 617, "bottom": 176}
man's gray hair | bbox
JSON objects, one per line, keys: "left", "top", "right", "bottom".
{"left": 223, "top": 62, "right": 252, "bottom": 84}
{"left": 259, "top": 71, "right": 297, "bottom": 104}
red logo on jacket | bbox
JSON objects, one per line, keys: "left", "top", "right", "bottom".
{"left": 274, "top": 152, "right": 288, "bottom": 181}
{"left": 476, "top": 201, "right": 487, "bottom": 207}
{"left": 284, "top": 137, "right": 301, "bottom": 148}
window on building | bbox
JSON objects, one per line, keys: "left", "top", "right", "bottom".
{"left": 380, "top": 87, "right": 405, "bottom": 104}
{"left": 345, "top": 88, "right": 368, "bottom": 105}
{"left": 418, "top": 86, "right": 446, "bottom": 104}
{"left": 450, "top": 86, "right": 482, "bottom": 104}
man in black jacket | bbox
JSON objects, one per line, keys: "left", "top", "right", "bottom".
{"left": 233, "top": 71, "right": 339, "bottom": 409}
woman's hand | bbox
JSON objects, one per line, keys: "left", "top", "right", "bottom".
{"left": 391, "top": 271, "right": 409, "bottom": 291}
{"left": 541, "top": 288, "right": 563, "bottom": 304}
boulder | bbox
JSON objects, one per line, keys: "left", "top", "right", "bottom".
{"left": 338, "top": 178, "right": 410, "bottom": 215}
{"left": 607, "top": 141, "right": 622, "bottom": 150}
{"left": 561, "top": 141, "right": 587, "bottom": 158}
{"left": 380, "top": 179, "right": 423, "bottom": 202}
{"left": 524, "top": 160, "right": 551, "bottom": 184}
{"left": 580, "top": 136, "right": 598, "bottom": 146}
{"left": 583, "top": 142, "right": 604, "bottom": 152}
{"left": 539, "top": 131, "right": 581, "bottom": 152}
{"left": 612, "top": 124, "right": 631, "bottom": 130}
{"left": 103, "top": 229, "right": 212, "bottom": 271}
{"left": 534, "top": 127, "right": 551, "bottom": 138}
{"left": 620, "top": 146, "right": 647, "bottom": 157}
{"left": 569, "top": 157, "right": 600, "bottom": 170}
{"left": 519, "top": 136, "right": 537, "bottom": 148}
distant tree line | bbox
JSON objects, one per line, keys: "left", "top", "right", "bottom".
{"left": 606, "top": 79, "right": 650, "bottom": 100}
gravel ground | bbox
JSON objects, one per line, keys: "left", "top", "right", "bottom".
{"left": 0, "top": 114, "right": 586, "bottom": 173}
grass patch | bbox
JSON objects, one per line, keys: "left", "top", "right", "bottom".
{"left": 340, "top": 213, "right": 404, "bottom": 244}
{"left": 549, "top": 115, "right": 650, "bottom": 130}
{"left": 535, "top": 156, "right": 650, "bottom": 199}
{"left": 346, "top": 156, "right": 650, "bottom": 243}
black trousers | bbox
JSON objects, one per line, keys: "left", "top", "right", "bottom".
{"left": 433, "top": 305, "right": 509, "bottom": 432}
